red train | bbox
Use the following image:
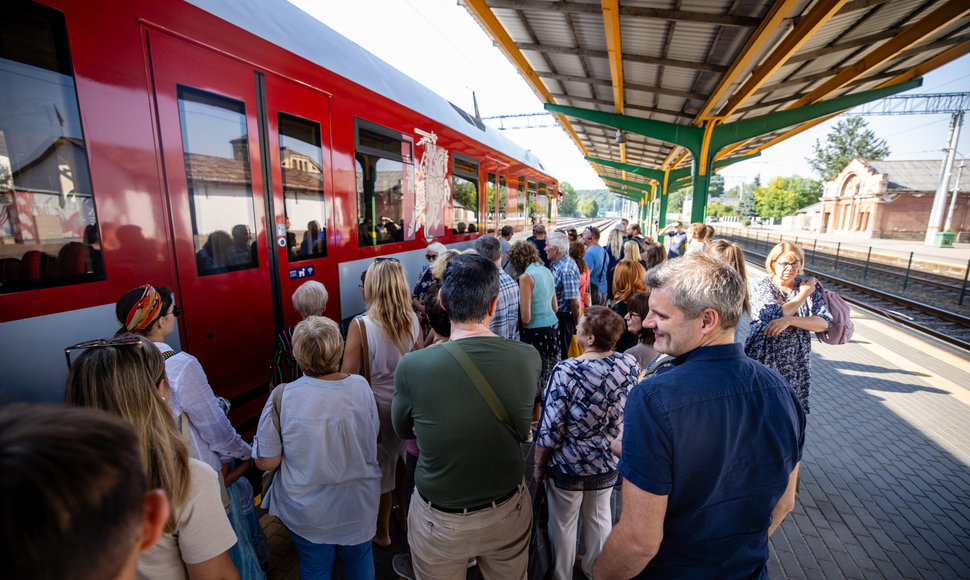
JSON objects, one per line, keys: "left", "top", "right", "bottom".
{"left": 0, "top": 0, "right": 558, "bottom": 431}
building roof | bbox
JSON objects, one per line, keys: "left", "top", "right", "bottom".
{"left": 867, "top": 159, "right": 969, "bottom": 194}
{"left": 461, "top": 0, "right": 970, "bottom": 193}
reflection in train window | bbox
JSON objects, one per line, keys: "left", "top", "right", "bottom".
{"left": 452, "top": 153, "right": 478, "bottom": 234}
{"left": 538, "top": 182, "right": 548, "bottom": 221}
{"left": 486, "top": 172, "right": 496, "bottom": 233}
{"left": 516, "top": 177, "right": 525, "bottom": 227}
{"left": 279, "top": 113, "right": 326, "bottom": 261}
{"left": 527, "top": 179, "right": 537, "bottom": 223}
{"left": 355, "top": 120, "right": 412, "bottom": 246}
{"left": 0, "top": 1, "right": 105, "bottom": 293}
{"left": 499, "top": 176, "right": 507, "bottom": 224}
{"left": 177, "top": 87, "right": 258, "bottom": 276}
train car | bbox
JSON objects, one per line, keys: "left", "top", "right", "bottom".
{"left": 0, "top": 0, "right": 558, "bottom": 432}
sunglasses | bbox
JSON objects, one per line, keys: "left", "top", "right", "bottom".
{"left": 64, "top": 335, "right": 143, "bottom": 369}
{"left": 169, "top": 305, "right": 182, "bottom": 317}
{"left": 426, "top": 254, "right": 438, "bottom": 261}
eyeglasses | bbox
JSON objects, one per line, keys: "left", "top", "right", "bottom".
{"left": 64, "top": 335, "right": 143, "bottom": 369}
{"left": 426, "top": 254, "right": 437, "bottom": 261}
{"left": 777, "top": 261, "right": 800, "bottom": 269}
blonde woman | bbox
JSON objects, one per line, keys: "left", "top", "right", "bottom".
{"left": 342, "top": 258, "right": 421, "bottom": 548}
{"left": 64, "top": 334, "right": 238, "bottom": 580}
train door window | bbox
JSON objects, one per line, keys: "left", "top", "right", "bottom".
{"left": 527, "top": 179, "right": 537, "bottom": 222}
{"left": 0, "top": 1, "right": 105, "bottom": 293}
{"left": 499, "top": 176, "right": 507, "bottom": 226}
{"left": 516, "top": 178, "right": 525, "bottom": 227}
{"left": 486, "top": 172, "right": 496, "bottom": 233}
{"left": 452, "top": 153, "right": 479, "bottom": 234}
{"left": 177, "top": 87, "right": 258, "bottom": 276}
{"left": 279, "top": 113, "right": 326, "bottom": 261}
{"left": 355, "top": 120, "right": 411, "bottom": 246}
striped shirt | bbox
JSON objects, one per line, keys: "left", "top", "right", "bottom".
{"left": 550, "top": 255, "right": 580, "bottom": 314}
{"left": 490, "top": 267, "right": 520, "bottom": 340}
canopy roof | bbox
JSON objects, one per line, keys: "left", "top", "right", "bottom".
{"left": 464, "top": 0, "right": 970, "bottom": 192}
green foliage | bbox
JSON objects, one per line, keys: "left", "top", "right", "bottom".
{"left": 559, "top": 181, "right": 578, "bottom": 215}
{"left": 578, "top": 198, "right": 600, "bottom": 218}
{"left": 709, "top": 173, "right": 725, "bottom": 197}
{"left": 753, "top": 175, "right": 822, "bottom": 220}
{"left": 809, "top": 117, "right": 890, "bottom": 182}
{"left": 667, "top": 186, "right": 690, "bottom": 215}
{"left": 738, "top": 175, "right": 759, "bottom": 218}
{"left": 725, "top": 185, "right": 740, "bottom": 198}
{"left": 706, "top": 202, "right": 736, "bottom": 218}
{"left": 452, "top": 177, "right": 478, "bottom": 212}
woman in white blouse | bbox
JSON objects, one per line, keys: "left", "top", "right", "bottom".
{"left": 115, "top": 285, "right": 253, "bottom": 487}
{"left": 255, "top": 316, "right": 381, "bottom": 579}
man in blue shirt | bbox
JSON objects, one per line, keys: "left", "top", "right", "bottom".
{"left": 581, "top": 226, "right": 608, "bottom": 306}
{"left": 475, "top": 235, "right": 520, "bottom": 340}
{"left": 658, "top": 221, "right": 688, "bottom": 259}
{"left": 594, "top": 253, "right": 804, "bottom": 579}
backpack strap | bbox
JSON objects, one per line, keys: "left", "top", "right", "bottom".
{"left": 269, "top": 382, "right": 286, "bottom": 436}
{"left": 356, "top": 316, "right": 371, "bottom": 383}
{"left": 442, "top": 341, "right": 524, "bottom": 441}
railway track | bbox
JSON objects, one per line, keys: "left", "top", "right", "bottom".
{"left": 736, "top": 243, "right": 970, "bottom": 352}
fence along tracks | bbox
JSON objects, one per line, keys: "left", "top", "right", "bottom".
{"left": 727, "top": 235, "right": 970, "bottom": 352}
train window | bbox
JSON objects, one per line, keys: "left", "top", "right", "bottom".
{"left": 516, "top": 178, "right": 525, "bottom": 226}
{"left": 499, "top": 176, "right": 507, "bottom": 224}
{"left": 355, "top": 121, "right": 412, "bottom": 246}
{"left": 538, "top": 182, "right": 548, "bottom": 219}
{"left": 279, "top": 113, "right": 326, "bottom": 261}
{"left": 527, "top": 179, "right": 537, "bottom": 222}
{"left": 486, "top": 173, "right": 496, "bottom": 233}
{"left": 0, "top": 1, "right": 105, "bottom": 293}
{"left": 177, "top": 87, "right": 258, "bottom": 276}
{"left": 452, "top": 154, "right": 478, "bottom": 234}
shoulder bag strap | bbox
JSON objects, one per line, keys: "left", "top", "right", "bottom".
{"left": 356, "top": 316, "right": 371, "bottom": 383}
{"left": 442, "top": 340, "right": 523, "bottom": 441}
{"left": 270, "top": 382, "right": 286, "bottom": 436}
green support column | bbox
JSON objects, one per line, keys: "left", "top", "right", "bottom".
{"left": 690, "top": 153, "right": 713, "bottom": 222}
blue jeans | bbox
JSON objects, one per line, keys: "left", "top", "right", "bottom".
{"left": 288, "top": 530, "right": 374, "bottom": 580}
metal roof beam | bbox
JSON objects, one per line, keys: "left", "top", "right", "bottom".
{"left": 602, "top": 176, "right": 653, "bottom": 190}
{"left": 538, "top": 72, "right": 703, "bottom": 101}
{"left": 516, "top": 43, "right": 728, "bottom": 73}
{"left": 792, "top": 0, "right": 970, "bottom": 108}
{"left": 546, "top": 102, "right": 704, "bottom": 151}
{"left": 485, "top": 0, "right": 759, "bottom": 26}
{"left": 550, "top": 93, "right": 692, "bottom": 120}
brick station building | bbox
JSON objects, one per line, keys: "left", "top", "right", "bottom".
{"left": 818, "top": 158, "right": 969, "bottom": 240}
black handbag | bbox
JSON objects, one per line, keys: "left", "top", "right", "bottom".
{"left": 528, "top": 480, "right": 553, "bottom": 580}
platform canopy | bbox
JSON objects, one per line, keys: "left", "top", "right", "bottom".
{"left": 463, "top": 0, "right": 970, "bottom": 223}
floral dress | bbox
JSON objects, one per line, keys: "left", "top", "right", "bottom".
{"left": 744, "top": 277, "right": 832, "bottom": 413}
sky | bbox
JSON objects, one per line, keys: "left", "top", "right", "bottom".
{"left": 290, "top": 0, "right": 970, "bottom": 193}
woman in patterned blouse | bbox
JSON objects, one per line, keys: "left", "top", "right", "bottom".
{"left": 534, "top": 306, "right": 640, "bottom": 580}
{"left": 744, "top": 242, "right": 832, "bottom": 413}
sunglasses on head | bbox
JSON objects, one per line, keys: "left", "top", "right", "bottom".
{"left": 64, "top": 335, "right": 144, "bottom": 369}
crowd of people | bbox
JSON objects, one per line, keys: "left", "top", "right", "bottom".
{"left": 1, "top": 218, "right": 834, "bottom": 580}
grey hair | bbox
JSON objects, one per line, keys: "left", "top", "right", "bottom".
{"left": 547, "top": 231, "right": 569, "bottom": 255}
{"left": 426, "top": 242, "right": 447, "bottom": 256}
{"left": 474, "top": 235, "right": 502, "bottom": 263}
{"left": 292, "top": 280, "right": 329, "bottom": 318}
{"left": 644, "top": 253, "right": 743, "bottom": 330}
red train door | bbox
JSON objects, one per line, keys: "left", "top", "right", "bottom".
{"left": 262, "top": 75, "right": 339, "bottom": 330}
{"left": 148, "top": 30, "right": 276, "bottom": 421}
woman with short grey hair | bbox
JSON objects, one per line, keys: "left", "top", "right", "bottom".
{"left": 271, "top": 280, "right": 329, "bottom": 385}
{"left": 255, "top": 316, "right": 380, "bottom": 579}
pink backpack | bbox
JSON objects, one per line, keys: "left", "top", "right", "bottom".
{"left": 815, "top": 281, "right": 854, "bottom": 345}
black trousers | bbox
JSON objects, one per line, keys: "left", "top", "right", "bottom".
{"left": 556, "top": 312, "right": 576, "bottom": 360}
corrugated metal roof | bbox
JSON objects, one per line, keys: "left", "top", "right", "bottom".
{"left": 868, "top": 159, "right": 969, "bottom": 194}
{"left": 465, "top": 0, "right": 970, "bottom": 187}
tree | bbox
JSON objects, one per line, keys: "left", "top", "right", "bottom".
{"left": 753, "top": 175, "right": 822, "bottom": 220}
{"left": 809, "top": 117, "right": 890, "bottom": 182}
{"left": 578, "top": 198, "right": 599, "bottom": 218}
{"left": 667, "top": 186, "right": 690, "bottom": 215}
{"left": 738, "top": 174, "right": 759, "bottom": 218}
{"left": 706, "top": 201, "right": 736, "bottom": 218}
{"left": 725, "top": 185, "right": 740, "bottom": 198}
{"left": 559, "top": 181, "right": 578, "bottom": 215}
{"left": 708, "top": 173, "right": 725, "bottom": 198}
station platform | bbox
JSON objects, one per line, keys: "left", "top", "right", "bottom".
{"left": 715, "top": 222, "right": 970, "bottom": 276}
{"left": 258, "top": 275, "right": 970, "bottom": 580}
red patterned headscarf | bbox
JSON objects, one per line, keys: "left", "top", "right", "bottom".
{"left": 124, "top": 285, "right": 163, "bottom": 333}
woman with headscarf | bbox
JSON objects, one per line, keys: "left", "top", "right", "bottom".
{"left": 65, "top": 334, "right": 239, "bottom": 579}
{"left": 341, "top": 258, "right": 422, "bottom": 548}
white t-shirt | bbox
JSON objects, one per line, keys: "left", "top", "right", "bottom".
{"left": 137, "top": 459, "right": 237, "bottom": 579}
